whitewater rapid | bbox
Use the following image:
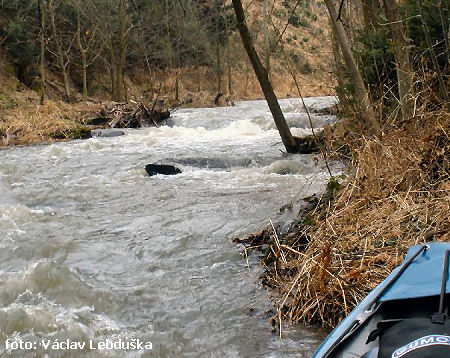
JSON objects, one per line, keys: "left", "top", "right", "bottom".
{"left": 0, "top": 97, "right": 339, "bottom": 357}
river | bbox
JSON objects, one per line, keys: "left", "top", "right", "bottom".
{"left": 0, "top": 97, "right": 339, "bottom": 357}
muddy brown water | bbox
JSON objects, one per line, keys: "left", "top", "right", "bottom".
{"left": 0, "top": 98, "right": 339, "bottom": 357}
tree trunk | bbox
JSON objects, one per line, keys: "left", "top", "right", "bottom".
{"left": 439, "top": 0, "right": 449, "bottom": 67}
{"left": 226, "top": 17, "right": 232, "bottom": 96}
{"left": 82, "top": 52, "right": 87, "bottom": 100}
{"left": 123, "top": 74, "right": 128, "bottom": 102}
{"left": 418, "top": 0, "right": 450, "bottom": 111}
{"left": 108, "top": 64, "right": 115, "bottom": 98}
{"left": 227, "top": 44, "right": 232, "bottom": 96}
{"left": 244, "top": 62, "right": 249, "bottom": 97}
{"left": 38, "top": 0, "right": 45, "bottom": 105}
{"left": 175, "top": 69, "right": 180, "bottom": 102}
{"left": 107, "top": 0, "right": 127, "bottom": 103}
{"left": 361, "top": 0, "right": 381, "bottom": 33}
{"left": 49, "top": 0, "right": 71, "bottom": 102}
{"left": 324, "top": 0, "right": 379, "bottom": 131}
{"left": 109, "top": 42, "right": 118, "bottom": 100}
{"left": 216, "top": 0, "right": 223, "bottom": 94}
{"left": 116, "top": 65, "right": 122, "bottom": 100}
{"left": 76, "top": 12, "right": 88, "bottom": 101}
{"left": 216, "top": 32, "right": 222, "bottom": 94}
{"left": 145, "top": 54, "right": 155, "bottom": 86}
{"left": 330, "top": 21, "right": 347, "bottom": 106}
{"left": 383, "top": 0, "right": 415, "bottom": 122}
{"left": 232, "top": 0, "right": 299, "bottom": 153}
{"left": 164, "top": 0, "right": 173, "bottom": 98}
{"left": 263, "top": 0, "right": 270, "bottom": 75}
{"left": 118, "top": 0, "right": 127, "bottom": 102}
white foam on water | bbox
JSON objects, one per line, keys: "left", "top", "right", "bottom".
{"left": 0, "top": 97, "right": 340, "bottom": 357}
{"left": 262, "top": 159, "right": 314, "bottom": 175}
{"left": 0, "top": 204, "right": 46, "bottom": 239}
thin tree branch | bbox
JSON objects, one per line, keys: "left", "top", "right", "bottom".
{"left": 337, "top": 0, "right": 345, "bottom": 22}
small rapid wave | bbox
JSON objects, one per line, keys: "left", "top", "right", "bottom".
{"left": 263, "top": 159, "right": 315, "bottom": 175}
{"left": 0, "top": 260, "right": 109, "bottom": 307}
{"left": 0, "top": 97, "right": 340, "bottom": 357}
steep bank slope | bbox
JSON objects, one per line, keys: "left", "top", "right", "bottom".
{"left": 240, "top": 113, "right": 449, "bottom": 329}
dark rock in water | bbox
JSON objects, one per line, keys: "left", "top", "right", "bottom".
{"left": 91, "top": 129, "right": 125, "bottom": 138}
{"left": 145, "top": 164, "right": 182, "bottom": 177}
{"left": 293, "top": 135, "right": 320, "bottom": 154}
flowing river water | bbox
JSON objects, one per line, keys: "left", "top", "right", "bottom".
{"left": 0, "top": 97, "right": 340, "bottom": 357}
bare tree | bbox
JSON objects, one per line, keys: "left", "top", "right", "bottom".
{"left": 215, "top": 0, "right": 223, "bottom": 95}
{"left": 226, "top": 21, "right": 233, "bottom": 97}
{"left": 75, "top": 12, "right": 88, "bottom": 101}
{"left": 48, "top": 0, "right": 72, "bottom": 102}
{"left": 439, "top": 0, "right": 449, "bottom": 67}
{"left": 263, "top": 0, "right": 270, "bottom": 75}
{"left": 116, "top": 0, "right": 127, "bottom": 101}
{"left": 38, "top": 0, "right": 46, "bottom": 104}
{"left": 97, "top": 0, "right": 129, "bottom": 102}
{"left": 325, "top": 0, "right": 379, "bottom": 131}
{"left": 418, "top": 0, "right": 450, "bottom": 111}
{"left": 330, "top": 20, "right": 348, "bottom": 106}
{"left": 232, "top": 0, "right": 299, "bottom": 153}
{"left": 361, "top": 0, "right": 381, "bottom": 33}
{"left": 383, "top": 0, "right": 415, "bottom": 122}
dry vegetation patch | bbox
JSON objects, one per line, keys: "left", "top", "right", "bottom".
{"left": 243, "top": 112, "right": 449, "bottom": 329}
{"left": 0, "top": 101, "right": 103, "bottom": 147}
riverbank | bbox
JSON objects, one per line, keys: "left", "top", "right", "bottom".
{"left": 0, "top": 93, "right": 335, "bottom": 149}
{"left": 0, "top": 56, "right": 335, "bottom": 148}
{"left": 0, "top": 94, "right": 332, "bottom": 147}
{"left": 0, "top": 99, "right": 174, "bottom": 147}
{"left": 237, "top": 110, "right": 449, "bottom": 330}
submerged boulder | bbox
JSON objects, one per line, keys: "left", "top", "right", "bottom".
{"left": 145, "top": 164, "right": 182, "bottom": 177}
{"left": 91, "top": 129, "right": 125, "bottom": 138}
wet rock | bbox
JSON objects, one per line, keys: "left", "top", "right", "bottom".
{"left": 145, "top": 164, "right": 182, "bottom": 177}
{"left": 91, "top": 129, "right": 125, "bottom": 138}
{"left": 293, "top": 135, "right": 321, "bottom": 154}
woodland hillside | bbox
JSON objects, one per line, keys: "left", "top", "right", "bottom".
{"left": 0, "top": 0, "right": 335, "bottom": 108}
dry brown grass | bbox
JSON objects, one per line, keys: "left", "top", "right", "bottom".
{"left": 258, "top": 111, "right": 449, "bottom": 329}
{"left": 0, "top": 100, "right": 104, "bottom": 147}
{"left": 0, "top": 58, "right": 101, "bottom": 147}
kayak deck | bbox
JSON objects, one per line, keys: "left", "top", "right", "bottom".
{"left": 313, "top": 243, "right": 450, "bottom": 358}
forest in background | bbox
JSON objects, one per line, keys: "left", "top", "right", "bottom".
{"left": 0, "top": 0, "right": 334, "bottom": 107}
